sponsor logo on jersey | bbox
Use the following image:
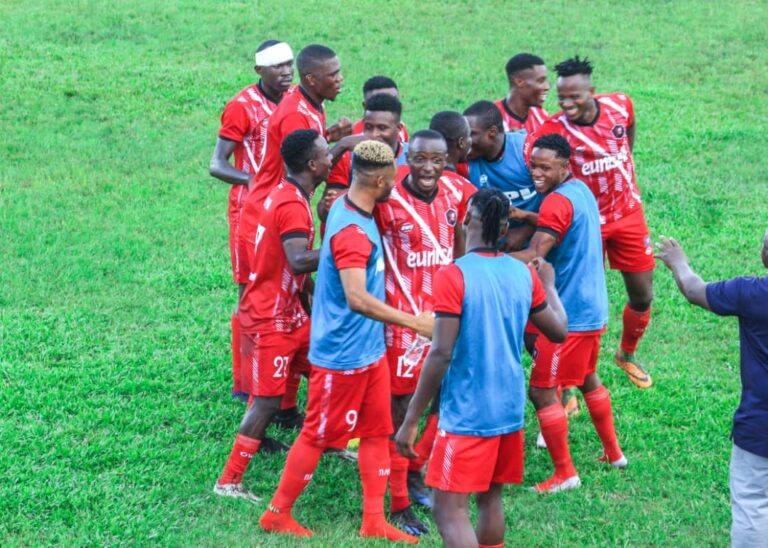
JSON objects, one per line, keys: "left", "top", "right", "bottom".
{"left": 479, "top": 174, "right": 489, "bottom": 185}
{"left": 611, "top": 124, "right": 625, "bottom": 139}
{"left": 406, "top": 247, "right": 453, "bottom": 269}
{"left": 400, "top": 222, "right": 414, "bottom": 233}
{"left": 445, "top": 208, "right": 458, "bottom": 227}
{"left": 581, "top": 147, "right": 629, "bottom": 176}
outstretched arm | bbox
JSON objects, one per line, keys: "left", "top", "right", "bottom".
{"left": 510, "top": 230, "right": 557, "bottom": 264}
{"left": 655, "top": 236, "right": 710, "bottom": 310}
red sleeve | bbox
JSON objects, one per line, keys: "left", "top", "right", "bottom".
{"left": 326, "top": 153, "right": 351, "bottom": 187}
{"left": 219, "top": 101, "right": 248, "bottom": 142}
{"left": 274, "top": 200, "right": 312, "bottom": 240}
{"left": 527, "top": 265, "right": 548, "bottom": 312}
{"left": 331, "top": 224, "right": 373, "bottom": 269}
{"left": 433, "top": 264, "right": 464, "bottom": 316}
{"left": 536, "top": 193, "right": 573, "bottom": 244}
{"left": 458, "top": 178, "right": 478, "bottom": 223}
{"left": 524, "top": 119, "right": 562, "bottom": 165}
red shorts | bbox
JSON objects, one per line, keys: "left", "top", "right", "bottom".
{"left": 530, "top": 332, "right": 602, "bottom": 388}
{"left": 601, "top": 208, "right": 655, "bottom": 272}
{"left": 426, "top": 429, "right": 524, "bottom": 493}
{"left": 386, "top": 344, "right": 427, "bottom": 396}
{"left": 240, "top": 323, "right": 310, "bottom": 397}
{"left": 301, "top": 356, "right": 393, "bottom": 449}
{"left": 228, "top": 188, "right": 251, "bottom": 285}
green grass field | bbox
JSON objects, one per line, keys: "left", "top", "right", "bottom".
{"left": 2, "top": 0, "right": 767, "bottom": 545}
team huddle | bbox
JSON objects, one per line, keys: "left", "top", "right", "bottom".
{"left": 208, "top": 40, "right": 657, "bottom": 546}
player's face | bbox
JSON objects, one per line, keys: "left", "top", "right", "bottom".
{"left": 375, "top": 164, "right": 397, "bottom": 202}
{"left": 362, "top": 87, "right": 399, "bottom": 109}
{"left": 557, "top": 74, "right": 595, "bottom": 123}
{"left": 311, "top": 56, "right": 344, "bottom": 101}
{"left": 529, "top": 147, "right": 570, "bottom": 193}
{"left": 363, "top": 111, "right": 401, "bottom": 150}
{"left": 310, "top": 136, "right": 333, "bottom": 182}
{"left": 517, "top": 64, "right": 549, "bottom": 107}
{"left": 256, "top": 60, "right": 295, "bottom": 94}
{"left": 456, "top": 121, "right": 472, "bottom": 163}
{"left": 465, "top": 116, "right": 494, "bottom": 160}
{"left": 407, "top": 138, "right": 447, "bottom": 195}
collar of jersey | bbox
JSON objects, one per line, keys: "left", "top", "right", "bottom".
{"left": 402, "top": 175, "right": 438, "bottom": 204}
{"left": 298, "top": 86, "right": 323, "bottom": 113}
{"left": 344, "top": 194, "right": 372, "bottom": 218}
{"left": 285, "top": 176, "right": 311, "bottom": 201}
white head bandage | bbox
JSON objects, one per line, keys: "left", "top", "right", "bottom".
{"left": 255, "top": 42, "right": 293, "bottom": 67}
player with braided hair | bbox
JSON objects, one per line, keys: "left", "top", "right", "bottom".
{"left": 260, "top": 141, "right": 432, "bottom": 544}
{"left": 396, "top": 186, "right": 567, "bottom": 547}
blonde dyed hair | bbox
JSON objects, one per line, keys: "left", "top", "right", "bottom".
{"left": 352, "top": 140, "right": 395, "bottom": 167}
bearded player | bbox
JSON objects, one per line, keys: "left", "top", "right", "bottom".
{"left": 208, "top": 40, "right": 294, "bottom": 402}
{"left": 374, "top": 129, "right": 476, "bottom": 535}
{"left": 496, "top": 53, "right": 549, "bottom": 133}
{"left": 353, "top": 75, "right": 409, "bottom": 142}
{"left": 527, "top": 56, "right": 655, "bottom": 389}
{"left": 259, "top": 141, "right": 432, "bottom": 544}
{"left": 396, "top": 187, "right": 568, "bottom": 546}
{"left": 512, "top": 134, "right": 627, "bottom": 492}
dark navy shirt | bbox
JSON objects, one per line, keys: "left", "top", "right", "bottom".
{"left": 706, "top": 276, "right": 768, "bottom": 458}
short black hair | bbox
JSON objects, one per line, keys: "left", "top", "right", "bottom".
{"left": 463, "top": 100, "right": 503, "bottom": 132}
{"left": 281, "top": 129, "right": 321, "bottom": 173}
{"left": 532, "top": 134, "right": 572, "bottom": 160}
{"left": 363, "top": 75, "right": 398, "bottom": 95}
{"left": 296, "top": 44, "right": 336, "bottom": 76}
{"left": 256, "top": 39, "right": 281, "bottom": 52}
{"left": 555, "top": 56, "right": 593, "bottom": 78}
{"left": 365, "top": 93, "right": 402, "bottom": 118}
{"left": 409, "top": 129, "right": 446, "bottom": 147}
{"left": 470, "top": 187, "right": 510, "bottom": 244}
{"left": 429, "top": 111, "right": 468, "bottom": 142}
{"left": 505, "top": 53, "right": 545, "bottom": 77}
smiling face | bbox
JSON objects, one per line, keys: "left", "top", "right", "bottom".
{"left": 556, "top": 73, "right": 595, "bottom": 123}
{"left": 515, "top": 64, "right": 550, "bottom": 107}
{"left": 529, "top": 146, "right": 570, "bottom": 194}
{"left": 406, "top": 136, "right": 447, "bottom": 195}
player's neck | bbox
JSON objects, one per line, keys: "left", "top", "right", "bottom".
{"left": 505, "top": 92, "right": 530, "bottom": 121}
{"left": 574, "top": 99, "right": 600, "bottom": 126}
{"left": 464, "top": 233, "right": 495, "bottom": 253}
{"left": 286, "top": 173, "right": 315, "bottom": 199}
{"left": 346, "top": 187, "right": 375, "bottom": 215}
{"left": 258, "top": 80, "right": 282, "bottom": 103}
{"left": 299, "top": 84, "right": 324, "bottom": 110}
{"left": 486, "top": 134, "right": 505, "bottom": 162}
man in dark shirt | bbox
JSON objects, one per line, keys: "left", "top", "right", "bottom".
{"left": 655, "top": 232, "right": 768, "bottom": 547}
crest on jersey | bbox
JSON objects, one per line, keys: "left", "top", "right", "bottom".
{"left": 612, "top": 124, "right": 625, "bottom": 139}
{"left": 445, "top": 208, "right": 458, "bottom": 227}
{"left": 400, "top": 222, "right": 414, "bottom": 233}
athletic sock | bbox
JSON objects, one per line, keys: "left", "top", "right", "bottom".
{"left": 231, "top": 313, "right": 242, "bottom": 393}
{"left": 408, "top": 413, "right": 438, "bottom": 472}
{"left": 537, "top": 403, "right": 577, "bottom": 479}
{"left": 583, "top": 385, "right": 623, "bottom": 462}
{"left": 259, "top": 506, "right": 314, "bottom": 537}
{"left": 388, "top": 440, "right": 410, "bottom": 512}
{"left": 281, "top": 370, "right": 301, "bottom": 410}
{"left": 269, "top": 433, "right": 324, "bottom": 511}
{"left": 620, "top": 304, "right": 651, "bottom": 355}
{"left": 217, "top": 434, "right": 260, "bottom": 485}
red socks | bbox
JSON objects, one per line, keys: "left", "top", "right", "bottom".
{"left": 537, "top": 404, "right": 577, "bottom": 479}
{"left": 218, "top": 434, "right": 260, "bottom": 485}
{"left": 620, "top": 304, "right": 651, "bottom": 355}
{"left": 388, "top": 440, "right": 410, "bottom": 512}
{"left": 408, "top": 413, "right": 438, "bottom": 472}
{"left": 231, "top": 313, "right": 242, "bottom": 393}
{"left": 583, "top": 385, "right": 623, "bottom": 462}
{"left": 269, "top": 433, "right": 324, "bottom": 512}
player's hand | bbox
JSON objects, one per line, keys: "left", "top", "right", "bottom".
{"left": 336, "top": 133, "right": 366, "bottom": 152}
{"left": 394, "top": 419, "right": 420, "bottom": 459}
{"left": 413, "top": 311, "right": 434, "bottom": 339}
{"left": 326, "top": 117, "right": 353, "bottom": 142}
{"left": 530, "top": 256, "right": 555, "bottom": 286}
{"left": 323, "top": 188, "right": 341, "bottom": 208}
{"left": 654, "top": 235, "right": 688, "bottom": 270}
{"left": 508, "top": 206, "right": 529, "bottom": 223}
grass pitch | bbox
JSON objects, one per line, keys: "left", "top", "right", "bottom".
{"left": 1, "top": 1, "right": 767, "bottom": 545}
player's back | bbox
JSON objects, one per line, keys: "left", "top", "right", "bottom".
{"left": 545, "top": 179, "right": 608, "bottom": 332}
{"left": 238, "top": 179, "right": 314, "bottom": 333}
{"left": 439, "top": 252, "right": 532, "bottom": 436}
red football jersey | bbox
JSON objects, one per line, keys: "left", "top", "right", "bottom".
{"left": 238, "top": 177, "right": 315, "bottom": 333}
{"left": 353, "top": 118, "right": 409, "bottom": 143}
{"left": 248, "top": 87, "right": 326, "bottom": 212}
{"left": 374, "top": 167, "right": 476, "bottom": 353}
{"left": 219, "top": 83, "right": 281, "bottom": 219}
{"left": 526, "top": 93, "right": 640, "bottom": 225}
{"left": 495, "top": 99, "right": 548, "bottom": 134}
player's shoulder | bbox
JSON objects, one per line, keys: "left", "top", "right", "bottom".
{"left": 395, "top": 164, "right": 410, "bottom": 184}
{"left": 596, "top": 92, "right": 633, "bottom": 114}
{"left": 440, "top": 171, "right": 476, "bottom": 197}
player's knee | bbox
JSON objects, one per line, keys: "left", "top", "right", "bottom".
{"left": 241, "top": 396, "right": 281, "bottom": 432}
{"left": 528, "top": 386, "right": 553, "bottom": 409}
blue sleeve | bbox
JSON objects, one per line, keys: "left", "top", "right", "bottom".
{"left": 706, "top": 278, "right": 745, "bottom": 317}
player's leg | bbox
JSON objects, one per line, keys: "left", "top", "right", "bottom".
{"left": 432, "top": 490, "right": 475, "bottom": 547}
{"left": 355, "top": 358, "right": 417, "bottom": 543}
{"left": 529, "top": 336, "right": 580, "bottom": 492}
{"left": 407, "top": 389, "right": 439, "bottom": 508}
{"left": 229, "top": 198, "right": 249, "bottom": 402}
{"left": 475, "top": 483, "right": 505, "bottom": 547}
{"left": 273, "top": 329, "right": 310, "bottom": 429}
{"left": 729, "top": 443, "right": 768, "bottom": 547}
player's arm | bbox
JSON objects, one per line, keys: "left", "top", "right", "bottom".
{"left": 282, "top": 236, "right": 320, "bottom": 275}
{"left": 317, "top": 184, "right": 346, "bottom": 222}
{"left": 330, "top": 134, "right": 366, "bottom": 167}
{"left": 208, "top": 137, "right": 252, "bottom": 186}
{"left": 395, "top": 315, "right": 459, "bottom": 458}
{"left": 528, "top": 258, "right": 568, "bottom": 342}
{"left": 509, "top": 230, "right": 557, "bottom": 264}
{"left": 339, "top": 268, "right": 433, "bottom": 337}
{"left": 503, "top": 224, "right": 536, "bottom": 252}
{"left": 654, "top": 236, "right": 710, "bottom": 310}
{"left": 509, "top": 206, "right": 538, "bottom": 226}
